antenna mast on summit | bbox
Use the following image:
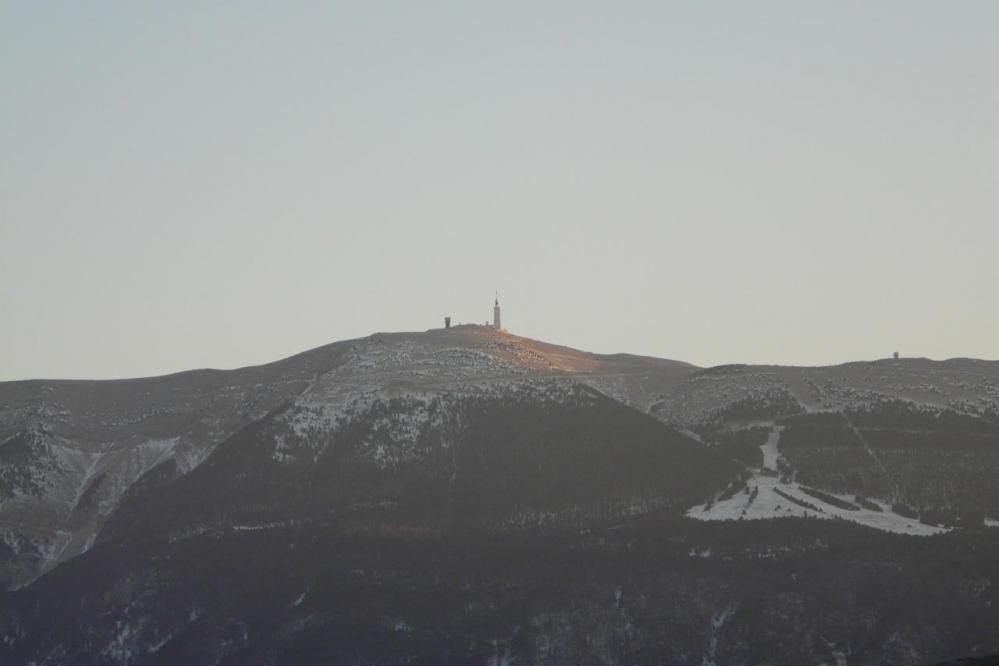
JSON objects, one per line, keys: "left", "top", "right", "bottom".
{"left": 493, "top": 293, "right": 502, "bottom": 330}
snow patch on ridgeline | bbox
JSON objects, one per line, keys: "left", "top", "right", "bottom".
{"left": 280, "top": 378, "right": 589, "bottom": 466}
{"left": 278, "top": 338, "right": 526, "bottom": 451}
{"left": 687, "top": 425, "right": 948, "bottom": 536}
{"left": 574, "top": 372, "right": 675, "bottom": 412}
{"left": 276, "top": 331, "right": 597, "bottom": 463}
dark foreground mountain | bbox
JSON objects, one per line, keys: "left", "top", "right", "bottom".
{"left": 4, "top": 516, "right": 999, "bottom": 665}
{"left": 1, "top": 327, "right": 998, "bottom": 664}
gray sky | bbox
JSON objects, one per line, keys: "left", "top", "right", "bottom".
{"left": 2, "top": 2, "right": 997, "bottom": 381}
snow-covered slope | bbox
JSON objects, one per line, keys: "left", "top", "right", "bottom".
{"left": 278, "top": 328, "right": 694, "bottom": 461}
{"left": 686, "top": 426, "right": 947, "bottom": 536}
{"left": 0, "top": 355, "right": 337, "bottom": 587}
{"left": 664, "top": 360, "right": 999, "bottom": 533}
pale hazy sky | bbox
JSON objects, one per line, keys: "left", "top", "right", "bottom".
{"left": 2, "top": 2, "right": 997, "bottom": 381}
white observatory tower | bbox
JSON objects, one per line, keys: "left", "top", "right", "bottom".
{"left": 493, "top": 293, "right": 501, "bottom": 330}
